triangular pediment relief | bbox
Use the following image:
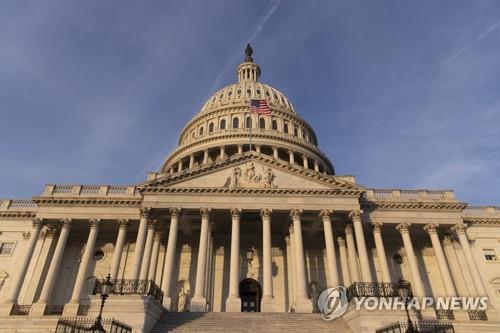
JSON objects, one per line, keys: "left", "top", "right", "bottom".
{"left": 139, "top": 153, "right": 364, "bottom": 194}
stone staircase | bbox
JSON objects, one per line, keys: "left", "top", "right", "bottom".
{"left": 151, "top": 312, "right": 354, "bottom": 333}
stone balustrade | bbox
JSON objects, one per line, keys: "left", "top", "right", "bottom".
{"left": 42, "top": 185, "right": 138, "bottom": 197}
{"left": 364, "top": 189, "right": 456, "bottom": 201}
{"left": 0, "top": 200, "right": 37, "bottom": 210}
{"left": 463, "top": 206, "right": 500, "bottom": 217}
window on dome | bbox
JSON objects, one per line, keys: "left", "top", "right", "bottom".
{"left": 272, "top": 119, "right": 278, "bottom": 130}
{"left": 294, "top": 127, "right": 298, "bottom": 136}
{"left": 247, "top": 89, "right": 252, "bottom": 96}
{"left": 284, "top": 123, "right": 289, "bottom": 133}
{"left": 208, "top": 122, "right": 214, "bottom": 133}
{"left": 265, "top": 91, "right": 270, "bottom": 97}
{"left": 246, "top": 117, "right": 252, "bottom": 128}
{"left": 259, "top": 118, "right": 266, "bottom": 129}
{"left": 228, "top": 91, "right": 233, "bottom": 96}
{"left": 219, "top": 94, "right": 223, "bottom": 99}
{"left": 233, "top": 117, "right": 239, "bottom": 129}
{"left": 220, "top": 119, "right": 226, "bottom": 130}
{"left": 273, "top": 93, "right": 278, "bottom": 99}
{"left": 199, "top": 127, "right": 204, "bottom": 136}
{"left": 237, "top": 89, "right": 241, "bottom": 95}
{"left": 256, "top": 89, "right": 261, "bottom": 95}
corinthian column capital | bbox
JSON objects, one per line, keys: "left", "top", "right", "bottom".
{"left": 348, "top": 209, "right": 362, "bottom": 222}
{"left": 423, "top": 223, "right": 439, "bottom": 235}
{"left": 140, "top": 207, "right": 152, "bottom": 219}
{"left": 319, "top": 209, "right": 332, "bottom": 220}
{"left": 344, "top": 224, "right": 353, "bottom": 235}
{"left": 169, "top": 208, "right": 182, "bottom": 218}
{"left": 261, "top": 208, "right": 272, "bottom": 218}
{"left": 200, "top": 208, "right": 211, "bottom": 219}
{"left": 89, "top": 218, "right": 101, "bottom": 227}
{"left": 396, "top": 222, "right": 411, "bottom": 234}
{"left": 117, "top": 218, "right": 130, "bottom": 227}
{"left": 231, "top": 208, "right": 242, "bottom": 219}
{"left": 32, "top": 217, "right": 44, "bottom": 228}
{"left": 60, "top": 218, "right": 73, "bottom": 228}
{"left": 290, "top": 209, "right": 302, "bottom": 219}
{"left": 372, "top": 222, "right": 383, "bottom": 233}
{"left": 452, "top": 223, "right": 467, "bottom": 235}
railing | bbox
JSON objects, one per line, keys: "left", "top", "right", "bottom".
{"left": 468, "top": 310, "right": 488, "bottom": 321}
{"left": 53, "top": 185, "right": 74, "bottom": 194}
{"left": 93, "top": 279, "right": 163, "bottom": 303}
{"left": 108, "top": 186, "right": 128, "bottom": 195}
{"left": 346, "top": 282, "right": 412, "bottom": 301}
{"left": 55, "top": 317, "right": 131, "bottom": 333}
{"left": 376, "top": 320, "right": 454, "bottom": 333}
{"left": 10, "top": 304, "right": 31, "bottom": 316}
{"left": 80, "top": 185, "right": 100, "bottom": 194}
{"left": 44, "top": 304, "right": 64, "bottom": 316}
{"left": 435, "top": 309, "right": 455, "bottom": 320}
{"left": 8, "top": 200, "right": 37, "bottom": 209}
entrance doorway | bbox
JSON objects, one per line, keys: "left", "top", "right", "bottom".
{"left": 239, "top": 278, "right": 262, "bottom": 312}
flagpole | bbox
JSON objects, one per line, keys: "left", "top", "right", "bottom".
{"left": 249, "top": 111, "right": 253, "bottom": 152}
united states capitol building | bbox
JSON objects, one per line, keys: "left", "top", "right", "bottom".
{"left": 1, "top": 46, "right": 500, "bottom": 333}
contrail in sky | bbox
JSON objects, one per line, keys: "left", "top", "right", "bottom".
{"left": 204, "top": 0, "right": 282, "bottom": 103}
{"left": 442, "top": 19, "right": 500, "bottom": 66}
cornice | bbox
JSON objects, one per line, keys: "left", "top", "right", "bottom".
{"left": 0, "top": 211, "right": 36, "bottom": 219}
{"left": 32, "top": 196, "right": 142, "bottom": 207}
{"left": 141, "top": 186, "right": 360, "bottom": 196}
{"left": 361, "top": 201, "right": 467, "bottom": 211}
{"left": 464, "top": 218, "right": 500, "bottom": 226}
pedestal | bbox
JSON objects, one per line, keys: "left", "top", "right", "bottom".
{"left": 0, "top": 303, "right": 13, "bottom": 316}
{"left": 189, "top": 296, "right": 207, "bottom": 312}
{"left": 225, "top": 296, "right": 241, "bottom": 312}
{"left": 29, "top": 303, "right": 47, "bottom": 316}
{"left": 261, "top": 296, "right": 276, "bottom": 312}
{"left": 162, "top": 296, "right": 173, "bottom": 311}
{"left": 295, "top": 297, "right": 313, "bottom": 313}
{"left": 62, "top": 302, "right": 80, "bottom": 316}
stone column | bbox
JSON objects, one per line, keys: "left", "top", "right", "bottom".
{"left": 320, "top": 210, "right": 339, "bottom": 287}
{"left": 423, "top": 224, "right": 456, "bottom": 297}
{"left": 0, "top": 219, "right": 42, "bottom": 315}
{"left": 290, "top": 209, "right": 313, "bottom": 313}
{"left": 273, "top": 146, "right": 278, "bottom": 159}
{"left": 289, "top": 225, "right": 297, "bottom": 307}
{"left": 162, "top": 208, "right": 181, "bottom": 310}
{"left": 148, "top": 230, "right": 162, "bottom": 282}
{"left": 64, "top": 218, "right": 101, "bottom": 315}
{"left": 396, "top": 223, "right": 425, "bottom": 298}
{"left": 226, "top": 209, "right": 241, "bottom": 312}
{"left": 203, "top": 149, "right": 209, "bottom": 164}
{"left": 372, "top": 223, "right": 391, "bottom": 283}
{"left": 284, "top": 234, "right": 295, "bottom": 310}
{"left": 31, "top": 219, "right": 73, "bottom": 315}
{"left": 110, "top": 219, "right": 129, "bottom": 280}
{"left": 443, "top": 234, "right": 470, "bottom": 296}
{"left": 288, "top": 150, "right": 295, "bottom": 164}
{"left": 302, "top": 155, "right": 308, "bottom": 169}
{"left": 139, "top": 219, "right": 158, "bottom": 280}
{"left": 177, "top": 160, "right": 183, "bottom": 173}
{"left": 189, "top": 154, "right": 194, "bottom": 169}
{"left": 220, "top": 146, "right": 226, "bottom": 160}
{"left": 453, "top": 224, "right": 486, "bottom": 296}
{"left": 345, "top": 225, "right": 361, "bottom": 282}
{"left": 237, "top": 145, "right": 243, "bottom": 154}
{"left": 190, "top": 208, "right": 211, "bottom": 312}
{"left": 131, "top": 207, "right": 151, "bottom": 280}
{"left": 314, "top": 160, "right": 319, "bottom": 172}
{"left": 2, "top": 218, "right": 44, "bottom": 311}
{"left": 261, "top": 208, "right": 275, "bottom": 312}
{"left": 337, "top": 237, "right": 351, "bottom": 286}
{"left": 349, "top": 210, "right": 372, "bottom": 282}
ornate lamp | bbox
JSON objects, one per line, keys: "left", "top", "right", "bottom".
{"left": 397, "top": 278, "right": 417, "bottom": 333}
{"left": 90, "top": 273, "right": 114, "bottom": 333}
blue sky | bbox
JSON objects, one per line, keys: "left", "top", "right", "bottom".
{"left": 1, "top": 1, "right": 499, "bottom": 205}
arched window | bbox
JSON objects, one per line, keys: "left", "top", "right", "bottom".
{"left": 284, "top": 123, "right": 289, "bottom": 134}
{"left": 208, "top": 122, "right": 214, "bottom": 133}
{"left": 272, "top": 119, "right": 278, "bottom": 130}
{"left": 233, "top": 117, "right": 239, "bottom": 129}
{"left": 220, "top": 119, "right": 226, "bottom": 130}
{"left": 294, "top": 126, "right": 298, "bottom": 136}
{"left": 246, "top": 117, "right": 252, "bottom": 128}
{"left": 199, "top": 127, "right": 204, "bottom": 136}
{"left": 259, "top": 118, "right": 266, "bottom": 129}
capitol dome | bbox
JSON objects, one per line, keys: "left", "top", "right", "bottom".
{"left": 160, "top": 44, "right": 334, "bottom": 175}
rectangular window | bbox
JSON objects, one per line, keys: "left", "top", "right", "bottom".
{"left": 0, "top": 242, "right": 14, "bottom": 255}
{"left": 484, "top": 249, "right": 497, "bottom": 261}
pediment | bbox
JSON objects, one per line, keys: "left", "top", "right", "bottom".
{"left": 139, "top": 153, "right": 364, "bottom": 195}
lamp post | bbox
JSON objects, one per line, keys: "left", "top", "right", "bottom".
{"left": 397, "top": 278, "right": 417, "bottom": 333}
{"left": 90, "top": 273, "right": 114, "bottom": 333}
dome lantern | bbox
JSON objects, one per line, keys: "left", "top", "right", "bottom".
{"left": 237, "top": 43, "right": 261, "bottom": 82}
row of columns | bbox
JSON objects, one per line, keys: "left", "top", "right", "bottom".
{"left": 2, "top": 208, "right": 488, "bottom": 316}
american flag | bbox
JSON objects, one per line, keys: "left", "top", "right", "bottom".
{"left": 250, "top": 99, "right": 272, "bottom": 115}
